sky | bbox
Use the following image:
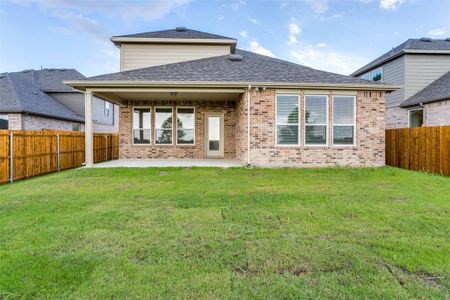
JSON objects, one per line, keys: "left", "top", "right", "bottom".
{"left": 1, "top": 0, "right": 449, "bottom": 77}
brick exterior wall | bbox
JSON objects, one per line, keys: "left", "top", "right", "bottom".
{"left": 386, "top": 100, "right": 450, "bottom": 128}
{"left": 118, "top": 89, "right": 386, "bottom": 167}
{"left": 386, "top": 106, "right": 409, "bottom": 129}
{"left": 425, "top": 99, "right": 450, "bottom": 126}
{"left": 247, "top": 89, "right": 385, "bottom": 167}
{"left": 119, "top": 100, "right": 236, "bottom": 159}
{"left": 6, "top": 113, "right": 84, "bottom": 131}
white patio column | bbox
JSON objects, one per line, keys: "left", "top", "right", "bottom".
{"left": 85, "top": 90, "right": 94, "bottom": 167}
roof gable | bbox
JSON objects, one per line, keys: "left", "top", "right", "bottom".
{"left": 401, "top": 70, "right": 450, "bottom": 107}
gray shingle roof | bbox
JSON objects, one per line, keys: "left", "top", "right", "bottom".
{"left": 113, "top": 27, "right": 235, "bottom": 40}
{"left": 86, "top": 49, "right": 382, "bottom": 86}
{"left": 18, "top": 69, "right": 86, "bottom": 92}
{"left": 352, "top": 39, "right": 450, "bottom": 76}
{"left": 0, "top": 70, "right": 84, "bottom": 122}
{"left": 401, "top": 71, "right": 450, "bottom": 107}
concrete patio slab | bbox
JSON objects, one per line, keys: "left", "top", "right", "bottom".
{"left": 93, "top": 159, "right": 243, "bottom": 168}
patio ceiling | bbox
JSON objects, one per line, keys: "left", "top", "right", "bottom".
{"left": 89, "top": 88, "right": 245, "bottom": 105}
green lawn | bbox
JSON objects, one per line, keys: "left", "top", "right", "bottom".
{"left": 0, "top": 167, "right": 449, "bottom": 299}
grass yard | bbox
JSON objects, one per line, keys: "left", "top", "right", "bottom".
{"left": 0, "top": 167, "right": 449, "bottom": 299}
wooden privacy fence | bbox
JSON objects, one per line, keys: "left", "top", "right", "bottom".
{"left": 386, "top": 126, "right": 450, "bottom": 176}
{"left": 0, "top": 130, "right": 119, "bottom": 184}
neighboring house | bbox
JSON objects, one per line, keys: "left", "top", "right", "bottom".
{"left": 351, "top": 38, "right": 450, "bottom": 128}
{"left": 0, "top": 69, "right": 119, "bottom": 132}
{"left": 66, "top": 27, "right": 396, "bottom": 167}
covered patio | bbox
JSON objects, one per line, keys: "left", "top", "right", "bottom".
{"left": 72, "top": 84, "right": 249, "bottom": 167}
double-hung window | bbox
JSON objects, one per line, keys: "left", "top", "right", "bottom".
{"left": 276, "top": 94, "right": 300, "bottom": 145}
{"left": 333, "top": 96, "right": 356, "bottom": 145}
{"left": 133, "top": 108, "right": 151, "bottom": 144}
{"left": 176, "top": 107, "right": 195, "bottom": 144}
{"left": 305, "top": 95, "right": 328, "bottom": 145}
{"left": 155, "top": 107, "right": 173, "bottom": 144}
{"left": 104, "top": 101, "right": 110, "bottom": 116}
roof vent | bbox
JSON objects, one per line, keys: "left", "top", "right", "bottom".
{"left": 22, "top": 69, "right": 32, "bottom": 73}
{"left": 229, "top": 54, "right": 243, "bottom": 61}
{"left": 0, "top": 75, "right": 4, "bottom": 79}
{"left": 446, "top": 38, "right": 450, "bottom": 42}
{"left": 175, "top": 26, "right": 188, "bottom": 32}
{"left": 33, "top": 91, "right": 38, "bottom": 95}
{"left": 420, "top": 37, "right": 432, "bottom": 42}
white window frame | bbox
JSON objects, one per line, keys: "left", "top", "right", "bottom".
{"left": 408, "top": 108, "right": 424, "bottom": 128}
{"left": 176, "top": 106, "right": 196, "bottom": 146}
{"left": 275, "top": 94, "right": 300, "bottom": 147}
{"left": 154, "top": 106, "right": 174, "bottom": 145}
{"left": 332, "top": 95, "right": 356, "bottom": 147}
{"left": 304, "top": 95, "right": 329, "bottom": 147}
{"left": 132, "top": 106, "right": 151, "bottom": 145}
{"left": 371, "top": 67, "right": 383, "bottom": 82}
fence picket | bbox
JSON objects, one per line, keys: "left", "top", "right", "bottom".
{"left": 386, "top": 126, "right": 450, "bottom": 176}
{"left": 0, "top": 129, "right": 118, "bottom": 183}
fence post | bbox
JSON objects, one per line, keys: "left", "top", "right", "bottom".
{"left": 105, "top": 135, "right": 108, "bottom": 161}
{"left": 57, "top": 133, "right": 61, "bottom": 172}
{"left": 9, "top": 132, "right": 13, "bottom": 183}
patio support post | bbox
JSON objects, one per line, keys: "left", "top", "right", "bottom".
{"left": 85, "top": 90, "right": 94, "bottom": 167}
{"left": 247, "top": 85, "right": 252, "bottom": 166}
{"left": 9, "top": 132, "right": 13, "bottom": 183}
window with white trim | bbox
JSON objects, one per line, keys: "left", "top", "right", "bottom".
{"left": 276, "top": 94, "right": 299, "bottom": 145}
{"left": 408, "top": 109, "right": 423, "bottom": 128}
{"left": 133, "top": 107, "right": 151, "bottom": 144}
{"left": 333, "top": 96, "right": 356, "bottom": 145}
{"left": 305, "top": 95, "right": 328, "bottom": 145}
{"left": 155, "top": 107, "right": 173, "bottom": 144}
{"left": 176, "top": 107, "right": 195, "bottom": 144}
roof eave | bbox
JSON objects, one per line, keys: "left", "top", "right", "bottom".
{"left": 401, "top": 94, "right": 450, "bottom": 108}
{"left": 110, "top": 37, "right": 237, "bottom": 47}
{"left": 0, "top": 109, "right": 84, "bottom": 123}
{"left": 64, "top": 80, "right": 400, "bottom": 92}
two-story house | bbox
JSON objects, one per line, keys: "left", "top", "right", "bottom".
{"left": 351, "top": 38, "right": 450, "bottom": 128}
{"left": 66, "top": 27, "right": 396, "bottom": 167}
{"left": 0, "top": 69, "right": 118, "bottom": 132}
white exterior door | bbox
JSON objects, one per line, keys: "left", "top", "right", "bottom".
{"left": 205, "top": 113, "right": 224, "bottom": 158}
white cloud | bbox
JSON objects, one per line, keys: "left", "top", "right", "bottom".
{"left": 379, "top": 0, "right": 404, "bottom": 11}
{"left": 248, "top": 41, "right": 276, "bottom": 57}
{"left": 240, "top": 31, "right": 248, "bottom": 38}
{"left": 228, "top": 0, "right": 246, "bottom": 11}
{"left": 427, "top": 28, "right": 448, "bottom": 37}
{"left": 305, "top": 0, "right": 328, "bottom": 14}
{"left": 316, "top": 43, "right": 327, "bottom": 47}
{"left": 248, "top": 17, "right": 258, "bottom": 24}
{"left": 289, "top": 44, "right": 368, "bottom": 75}
{"left": 288, "top": 20, "right": 301, "bottom": 45}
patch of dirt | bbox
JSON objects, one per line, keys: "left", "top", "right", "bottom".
{"left": 278, "top": 266, "right": 308, "bottom": 276}
{"left": 389, "top": 195, "right": 408, "bottom": 202}
{"left": 159, "top": 171, "right": 169, "bottom": 176}
{"left": 381, "top": 261, "right": 445, "bottom": 289}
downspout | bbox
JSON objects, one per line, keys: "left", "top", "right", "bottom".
{"left": 247, "top": 85, "right": 251, "bottom": 166}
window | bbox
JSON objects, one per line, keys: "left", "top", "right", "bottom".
{"left": 133, "top": 107, "right": 151, "bottom": 144}
{"left": 361, "top": 73, "right": 371, "bottom": 80}
{"left": 333, "top": 96, "right": 356, "bottom": 145}
{"left": 371, "top": 68, "right": 382, "bottom": 82}
{"left": 305, "top": 95, "right": 328, "bottom": 145}
{"left": 104, "top": 102, "right": 110, "bottom": 116}
{"left": 276, "top": 94, "right": 299, "bottom": 145}
{"left": 409, "top": 109, "right": 423, "bottom": 128}
{"left": 176, "top": 107, "right": 195, "bottom": 144}
{"left": 155, "top": 107, "right": 173, "bottom": 144}
{"left": 360, "top": 68, "right": 382, "bottom": 82}
{"left": 72, "top": 123, "right": 81, "bottom": 131}
{"left": 0, "top": 114, "right": 8, "bottom": 129}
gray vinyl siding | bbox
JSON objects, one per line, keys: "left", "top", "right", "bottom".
{"left": 381, "top": 56, "right": 405, "bottom": 108}
{"left": 47, "top": 92, "right": 115, "bottom": 126}
{"left": 404, "top": 54, "right": 450, "bottom": 99}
